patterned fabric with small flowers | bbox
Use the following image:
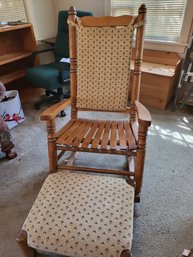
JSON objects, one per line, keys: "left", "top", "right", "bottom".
{"left": 23, "top": 171, "right": 134, "bottom": 257}
{"left": 76, "top": 18, "right": 134, "bottom": 111}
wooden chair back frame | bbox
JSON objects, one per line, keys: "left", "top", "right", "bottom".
{"left": 68, "top": 5, "right": 146, "bottom": 121}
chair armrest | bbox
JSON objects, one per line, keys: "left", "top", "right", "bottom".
{"left": 135, "top": 100, "right": 151, "bottom": 127}
{"left": 40, "top": 98, "right": 71, "bottom": 121}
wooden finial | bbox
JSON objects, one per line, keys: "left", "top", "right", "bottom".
{"left": 68, "top": 6, "right": 77, "bottom": 15}
{"left": 139, "top": 4, "right": 146, "bottom": 14}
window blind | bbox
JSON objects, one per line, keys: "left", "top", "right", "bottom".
{"left": 0, "top": 0, "right": 27, "bottom": 22}
{"left": 111, "top": 0, "right": 185, "bottom": 42}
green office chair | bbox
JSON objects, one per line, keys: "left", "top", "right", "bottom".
{"left": 27, "top": 10, "right": 92, "bottom": 115}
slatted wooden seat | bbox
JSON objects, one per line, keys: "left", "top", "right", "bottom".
{"left": 56, "top": 119, "right": 137, "bottom": 151}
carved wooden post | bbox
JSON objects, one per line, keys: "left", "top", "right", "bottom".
{"left": 47, "top": 119, "right": 57, "bottom": 173}
{"left": 16, "top": 230, "right": 36, "bottom": 257}
{"left": 134, "top": 124, "right": 149, "bottom": 201}
{"left": 68, "top": 6, "right": 78, "bottom": 119}
{"left": 130, "top": 4, "right": 146, "bottom": 123}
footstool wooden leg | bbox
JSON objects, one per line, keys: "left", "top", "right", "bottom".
{"left": 16, "top": 230, "right": 36, "bottom": 257}
{"left": 121, "top": 249, "right": 132, "bottom": 257}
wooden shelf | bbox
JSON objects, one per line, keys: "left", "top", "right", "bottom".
{"left": 0, "top": 23, "right": 37, "bottom": 86}
{"left": 0, "top": 51, "right": 32, "bottom": 65}
{"left": 0, "top": 23, "right": 32, "bottom": 33}
{"left": 0, "top": 69, "right": 26, "bottom": 84}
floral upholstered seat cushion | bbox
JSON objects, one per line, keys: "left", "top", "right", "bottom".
{"left": 23, "top": 171, "right": 134, "bottom": 257}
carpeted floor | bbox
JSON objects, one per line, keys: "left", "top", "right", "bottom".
{"left": 0, "top": 96, "right": 193, "bottom": 257}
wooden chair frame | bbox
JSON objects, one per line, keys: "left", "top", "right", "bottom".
{"left": 17, "top": 5, "right": 150, "bottom": 257}
{"left": 40, "top": 5, "right": 151, "bottom": 200}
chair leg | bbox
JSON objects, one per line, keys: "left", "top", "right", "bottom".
{"left": 16, "top": 230, "right": 36, "bottom": 257}
{"left": 180, "top": 83, "right": 193, "bottom": 109}
{"left": 121, "top": 250, "right": 132, "bottom": 257}
{"left": 57, "top": 88, "right": 68, "bottom": 117}
{"left": 60, "top": 110, "right": 66, "bottom": 117}
{"left": 65, "top": 151, "right": 79, "bottom": 166}
{"left": 34, "top": 87, "right": 69, "bottom": 112}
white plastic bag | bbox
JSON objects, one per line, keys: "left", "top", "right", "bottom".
{"left": 0, "top": 90, "right": 26, "bottom": 129}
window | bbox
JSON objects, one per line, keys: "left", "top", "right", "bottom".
{"left": 106, "top": 0, "right": 193, "bottom": 53}
{"left": 0, "top": 0, "right": 27, "bottom": 22}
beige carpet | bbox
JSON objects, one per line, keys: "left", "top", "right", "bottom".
{"left": 0, "top": 97, "right": 193, "bottom": 257}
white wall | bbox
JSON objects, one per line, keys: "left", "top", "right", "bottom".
{"left": 54, "top": 0, "right": 104, "bottom": 16}
{"left": 24, "top": 0, "right": 57, "bottom": 40}
{"left": 24, "top": 0, "right": 106, "bottom": 40}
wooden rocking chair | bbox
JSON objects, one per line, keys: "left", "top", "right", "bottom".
{"left": 17, "top": 5, "right": 151, "bottom": 257}
{"left": 41, "top": 3, "right": 150, "bottom": 201}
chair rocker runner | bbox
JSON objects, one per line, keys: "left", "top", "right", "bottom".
{"left": 17, "top": 5, "right": 151, "bottom": 257}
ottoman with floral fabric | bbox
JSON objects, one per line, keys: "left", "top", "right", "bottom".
{"left": 21, "top": 171, "right": 134, "bottom": 257}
